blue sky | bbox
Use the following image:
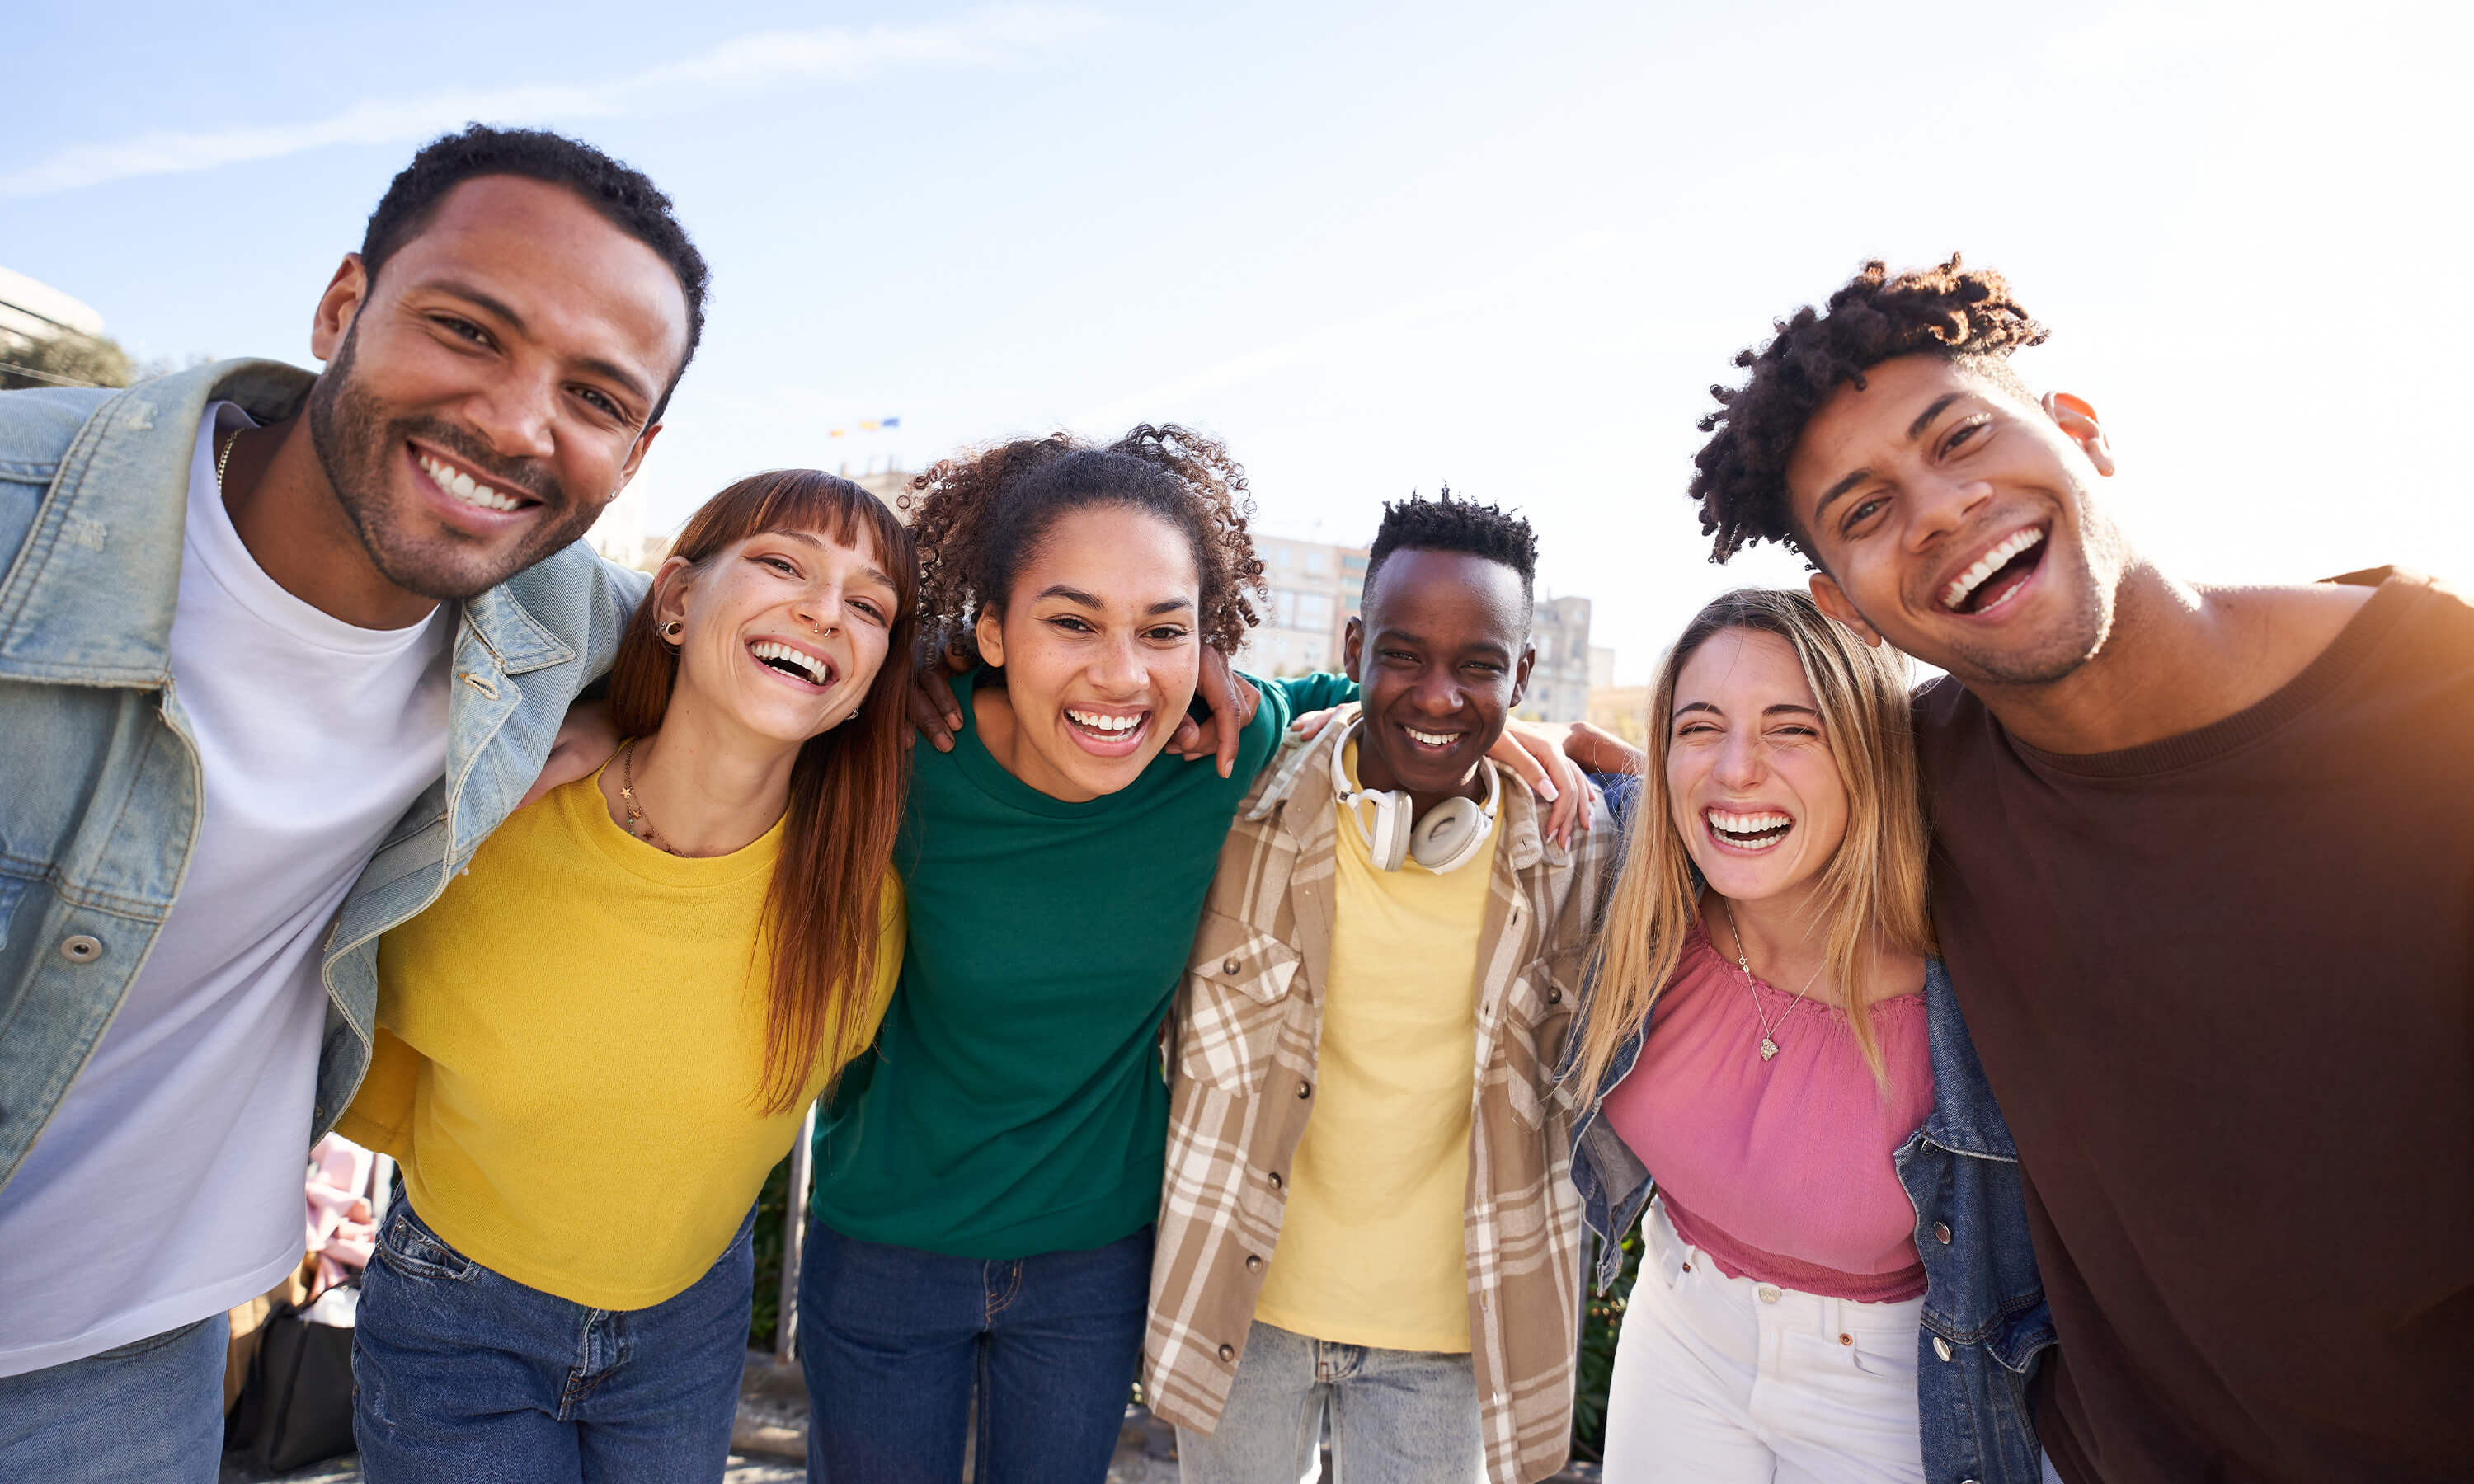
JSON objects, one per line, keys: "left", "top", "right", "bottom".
{"left": 5, "top": 0, "right": 2467, "bottom": 679}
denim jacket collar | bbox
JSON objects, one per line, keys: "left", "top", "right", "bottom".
{"left": 0, "top": 360, "right": 310, "bottom": 687}
{"left": 1917, "top": 956, "right": 2019, "bottom": 1162}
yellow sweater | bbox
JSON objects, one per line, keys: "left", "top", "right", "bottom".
{"left": 338, "top": 771, "right": 902, "bottom": 1310}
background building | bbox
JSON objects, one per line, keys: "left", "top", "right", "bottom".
{"left": 0, "top": 265, "right": 105, "bottom": 345}
{"left": 1233, "top": 535, "right": 1368, "bottom": 678}
{"left": 1, "top": 265, "right": 132, "bottom": 391}
{"left": 1521, "top": 594, "right": 1592, "bottom": 722}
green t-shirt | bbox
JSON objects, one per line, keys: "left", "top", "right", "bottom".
{"left": 810, "top": 667, "right": 1356, "bottom": 1258}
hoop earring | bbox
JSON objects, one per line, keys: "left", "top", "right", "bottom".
{"left": 660, "top": 618, "right": 684, "bottom": 644}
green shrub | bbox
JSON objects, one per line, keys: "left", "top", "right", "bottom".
{"left": 749, "top": 1153, "right": 794, "bottom": 1352}
{"left": 1569, "top": 1225, "right": 1644, "bottom": 1463}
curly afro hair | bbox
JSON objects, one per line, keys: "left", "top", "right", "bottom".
{"left": 900, "top": 424, "right": 1267, "bottom": 662}
{"left": 1690, "top": 256, "right": 2047, "bottom": 565}
{"left": 1364, "top": 485, "right": 1539, "bottom": 620}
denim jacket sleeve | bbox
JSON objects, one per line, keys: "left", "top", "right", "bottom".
{"left": 1563, "top": 769, "right": 1657, "bottom": 1290}
{"left": 1899, "top": 958, "right": 2057, "bottom": 1483}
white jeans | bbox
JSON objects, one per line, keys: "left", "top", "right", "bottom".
{"left": 1601, "top": 1199, "right": 1927, "bottom": 1483}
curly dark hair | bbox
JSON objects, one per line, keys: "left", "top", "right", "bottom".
{"left": 1690, "top": 256, "right": 2047, "bottom": 565}
{"left": 1364, "top": 484, "right": 1539, "bottom": 618}
{"left": 900, "top": 424, "right": 1266, "bottom": 660}
{"left": 360, "top": 124, "right": 711, "bottom": 421}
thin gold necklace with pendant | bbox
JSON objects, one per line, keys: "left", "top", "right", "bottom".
{"left": 1720, "top": 900, "right": 1826, "bottom": 1062}
{"left": 617, "top": 739, "right": 680, "bottom": 855}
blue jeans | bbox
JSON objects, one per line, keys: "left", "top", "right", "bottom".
{"left": 0, "top": 1312, "right": 229, "bottom": 1483}
{"left": 1174, "top": 1321, "right": 1480, "bottom": 1484}
{"left": 353, "top": 1198, "right": 755, "bottom": 1483}
{"left": 799, "top": 1220, "right": 1154, "bottom": 1483}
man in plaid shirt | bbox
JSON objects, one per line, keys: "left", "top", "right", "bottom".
{"left": 1145, "top": 491, "right": 1616, "bottom": 1484}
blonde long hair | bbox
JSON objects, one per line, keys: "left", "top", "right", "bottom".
{"left": 1569, "top": 589, "right": 1931, "bottom": 1099}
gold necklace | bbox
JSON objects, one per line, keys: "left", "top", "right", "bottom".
{"left": 1720, "top": 900, "right": 1827, "bottom": 1063}
{"left": 617, "top": 739, "right": 680, "bottom": 855}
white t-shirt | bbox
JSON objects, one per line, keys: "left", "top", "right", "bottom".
{"left": 0, "top": 404, "right": 453, "bottom": 1376}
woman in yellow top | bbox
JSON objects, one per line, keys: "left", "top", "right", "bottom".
{"left": 340, "top": 469, "right": 915, "bottom": 1483}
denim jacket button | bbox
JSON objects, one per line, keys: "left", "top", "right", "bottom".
{"left": 1934, "top": 1335, "right": 1954, "bottom": 1362}
{"left": 1934, "top": 1221, "right": 1953, "bottom": 1244}
{"left": 59, "top": 935, "right": 102, "bottom": 963}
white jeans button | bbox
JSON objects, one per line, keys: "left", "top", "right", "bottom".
{"left": 1755, "top": 1283, "right": 1782, "bottom": 1303}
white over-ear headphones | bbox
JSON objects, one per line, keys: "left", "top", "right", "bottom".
{"left": 1329, "top": 715, "right": 1499, "bottom": 874}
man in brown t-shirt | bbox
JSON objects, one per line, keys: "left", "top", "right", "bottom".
{"left": 1680, "top": 256, "right": 2473, "bottom": 1482}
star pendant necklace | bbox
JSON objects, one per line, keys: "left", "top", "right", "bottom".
{"left": 1719, "top": 899, "right": 1827, "bottom": 1063}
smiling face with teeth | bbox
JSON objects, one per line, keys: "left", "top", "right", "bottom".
{"left": 971, "top": 506, "right": 1203, "bottom": 804}
{"left": 297, "top": 175, "right": 690, "bottom": 613}
{"left": 1664, "top": 627, "right": 1851, "bottom": 910}
{"left": 654, "top": 524, "right": 902, "bottom": 748}
{"left": 1343, "top": 547, "right": 1533, "bottom": 817}
{"left": 1786, "top": 354, "right": 2133, "bottom": 693}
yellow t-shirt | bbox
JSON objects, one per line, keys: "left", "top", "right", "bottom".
{"left": 337, "top": 769, "right": 902, "bottom": 1311}
{"left": 1253, "top": 743, "right": 1495, "bottom": 1353}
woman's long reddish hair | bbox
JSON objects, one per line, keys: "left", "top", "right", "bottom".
{"left": 605, "top": 470, "right": 917, "bottom": 1114}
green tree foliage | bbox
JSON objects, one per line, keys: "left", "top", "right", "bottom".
{"left": 749, "top": 1152, "right": 795, "bottom": 1352}
{"left": 1, "top": 329, "right": 135, "bottom": 390}
{"left": 1570, "top": 1223, "right": 1644, "bottom": 1462}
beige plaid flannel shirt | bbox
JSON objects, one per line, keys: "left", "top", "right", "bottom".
{"left": 1144, "top": 712, "right": 1615, "bottom": 1484}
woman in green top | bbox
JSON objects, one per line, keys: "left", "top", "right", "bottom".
{"left": 795, "top": 426, "right": 1346, "bottom": 1482}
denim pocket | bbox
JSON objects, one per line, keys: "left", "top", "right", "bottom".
{"left": 376, "top": 1205, "right": 480, "bottom": 1283}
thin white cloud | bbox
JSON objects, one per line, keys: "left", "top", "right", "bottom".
{"left": 1, "top": 4, "right": 1103, "bottom": 198}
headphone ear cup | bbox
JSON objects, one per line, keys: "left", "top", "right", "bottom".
{"left": 1366, "top": 791, "right": 1410, "bottom": 871}
{"left": 1409, "top": 796, "right": 1489, "bottom": 873}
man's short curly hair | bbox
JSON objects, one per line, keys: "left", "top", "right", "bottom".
{"left": 900, "top": 424, "right": 1266, "bottom": 660}
{"left": 1364, "top": 485, "right": 1539, "bottom": 621}
{"left": 1690, "top": 256, "right": 2047, "bottom": 565}
{"left": 361, "top": 124, "right": 710, "bottom": 423}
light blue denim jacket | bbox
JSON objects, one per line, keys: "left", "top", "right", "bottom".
{"left": 0, "top": 360, "right": 648, "bottom": 1192}
{"left": 1567, "top": 774, "right": 2055, "bottom": 1484}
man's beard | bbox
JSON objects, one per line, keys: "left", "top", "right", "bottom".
{"left": 306, "top": 324, "right": 601, "bottom": 603}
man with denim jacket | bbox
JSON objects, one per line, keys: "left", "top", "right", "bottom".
{"left": 0, "top": 127, "right": 693, "bottom": 1478}
{"left": 1146, "top": 494, "right": 1616, "bottom": 1484}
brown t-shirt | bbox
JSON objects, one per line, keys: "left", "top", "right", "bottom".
{"left": 1917, "top": 570, "right": 2474, "bottom": 1483}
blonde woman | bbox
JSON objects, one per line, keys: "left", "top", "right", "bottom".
{"left": 1560, "top": 589, "right": 2055, "bottom": 1484}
